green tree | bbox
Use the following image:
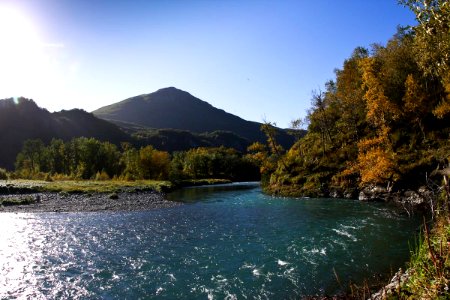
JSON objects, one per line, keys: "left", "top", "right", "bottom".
{"left": 120, "top": 145, "right": 140, "bottom": 180}
{"left": 15, "top": 139, "right": 47, "bottom": 176}
{"left": 47, "top": 139, "right": 66, "bottom": 174}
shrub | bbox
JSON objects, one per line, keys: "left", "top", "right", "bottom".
{"left": 95, "top": 171, "right": 110, "bottom": 181}
{"left": 44, "top": 173, "right": 53, "bottom": 182}
{"left": 0, "top": 168, "right": 8, "bottom": 180}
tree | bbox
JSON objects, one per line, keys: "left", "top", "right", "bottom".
{"left": 288, "top": 118, "right": 305, "bottom": 142}
{"left": 400, "top": 0, "right": 450, "bottom": 118}
{"left": 306, "top": 90, "right": 335, "bottom": 156}
{"left": 15, "top": 139, "right": 47, "bottom": 175}
{"left": 400, "top": 0, "right": 450, "bottom": 79}
{"left": 403, "top": 74, "right": 428, "bottom": 139}
{"left": 120, "top": 145, "right": 140, "bottom": 180}
{"left": 47, "top": 139, "right": 66, "bottom": 174}
{"left": 138, "top": 146, "right": 170, "bottom": 180}
{"left": 334, "top": 47, "right": 369, "bottom": 143}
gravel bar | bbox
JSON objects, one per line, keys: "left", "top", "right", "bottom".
{"left": 0, "top": 191, "right": 181, "bottom": 213}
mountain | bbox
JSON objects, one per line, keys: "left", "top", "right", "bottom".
{"left": 93, "top": 87, "right": 295, "bottom": 147}
{"left": 0, "top": 98, "right": 131, "bottom": 170}
{"left": 0, "top": 89, "right": 297, "bottom": 170}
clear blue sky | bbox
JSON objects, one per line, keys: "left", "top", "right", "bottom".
{"left": 0, "top": 0, "right": 416, "bottom": 128}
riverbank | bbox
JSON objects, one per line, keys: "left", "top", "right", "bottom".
{"left": 369, "top": 216, "right": 450, "bottom": 299}
{"left": 0, "top": 191, "right": 180, "bottom": 212}
{"left": 0, "top": 179, "right": 234, "bottom": 213}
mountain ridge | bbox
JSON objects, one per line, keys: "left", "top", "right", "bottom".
{"left": 0, "top": 98, "right": 131, "bottom": 170}
{"left": 93, "top": 87, "right": 294, "bottom": 147}
{"left": 0, "top": 89, "right": 296, "bottom": 170}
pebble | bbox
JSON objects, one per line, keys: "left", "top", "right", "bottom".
{"left": 0, "top": 191, "right": 180, "bottom": 213}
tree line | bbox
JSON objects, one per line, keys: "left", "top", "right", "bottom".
{"left": 14, "top": 137, "right": 260, "bottom": 182}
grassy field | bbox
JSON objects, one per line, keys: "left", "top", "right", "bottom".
{"left": 0, "top": 179, "right": 174, "bottom": 194}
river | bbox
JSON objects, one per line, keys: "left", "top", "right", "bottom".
{"left": 0, "top": 183, "right": 422, "bottom": 299}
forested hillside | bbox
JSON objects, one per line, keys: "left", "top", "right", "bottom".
{"left": 258, "top": 0, "right": 450, "bottom": 197}
{"left": 0, "top": 98, "right": 131, "bottom": 170}
{"left": 0, "top": 95, "right": 291, "bottom": 170}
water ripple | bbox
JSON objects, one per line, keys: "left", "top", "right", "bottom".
{"left": 0, "top": 187, "right": 422, "bottom": 298}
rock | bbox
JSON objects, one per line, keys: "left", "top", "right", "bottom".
{"left": 359, "top": 190, "right": 369, "bottom": 201}
{"left": 403, "top": 190, "right": 425, "bottom": 206}
{"left": 329, "top": 189, "right": 342, "bottom": 198}
{"left": 369, "top": 268, "right": 411, "bottom": 300}
{"left": 359, "top": 185, "right": 388, "bottom": 201}
{"left": 343, "top": 189, "right": 356, "bottom": 199}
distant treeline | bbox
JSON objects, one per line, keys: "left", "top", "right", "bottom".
{"left": 14, "top": 137, "right": 260, "bottom": 182}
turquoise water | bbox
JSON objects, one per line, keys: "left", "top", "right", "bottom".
{"left": 0, "top": 183, "right": 422, "bottom": 299}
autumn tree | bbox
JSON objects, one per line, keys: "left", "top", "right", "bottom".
{"left": 348, "top": 57, "right": 400, "bottom": 186}
{"left": 401, "top": 0, "right": 450, "bottom": 118}
{"left": 138, "top": 145, "right": 170, "bottom": 180}
{"left": 403, "top": 74, "right": 428, "bottom": 139}
{"left": 333, "top": 47, "right": 369, "bottom": 143}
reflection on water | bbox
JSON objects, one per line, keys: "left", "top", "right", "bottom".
{"left": 0, "top": 186, "right": 422, "bottom": 299}
{"left": 167, "top": 182, "right": 260, "bottom": 202}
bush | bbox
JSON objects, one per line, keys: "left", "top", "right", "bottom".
{"left": 45, "top": 173, "right": 53, "bottom": 182}
{"left": 52, "top": 173, "right": 76, "bottom": 181}
{"left": 0, "top": 168, "right": 8, "bottom": 180}
{"left": 95, "top": 171, "right": 110, "bottom": 181}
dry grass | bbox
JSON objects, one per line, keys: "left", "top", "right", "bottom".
{"left": 0, "top": 179, "right": 173, "bottom": 194}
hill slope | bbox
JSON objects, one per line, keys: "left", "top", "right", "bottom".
{"left": 0, "top": 98, "right": 131, "bottom": 170}
{"left": 93, "top": 87, "right": 294, "bottom": 147}
{"left": 0, "top": 97, "right": 271, "bottom": 170}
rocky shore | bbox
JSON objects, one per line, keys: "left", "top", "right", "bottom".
{"left": 0, "top": 191, "right": 180, "bottom": 213}
{"left": 328, "top": 184, "right": 433, "bottom": 213}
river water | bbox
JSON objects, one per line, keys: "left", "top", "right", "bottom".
{"left": 0, "top": 183, "right": 422, "bottom": 299}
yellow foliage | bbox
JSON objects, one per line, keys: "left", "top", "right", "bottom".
{"left": 356, "top": 138, "right": 396, "bottom": 186}
{"left": 247, "top": 142, "right": 266, "bottom": 153}
{"left": 403, "top": 74, "right": 427, "bottom": 113}
{"left": 433, "top": 75, "right": 450, "bottom": 118}
{"left": 359, "top": 57, "right": 401, "bottom": 128}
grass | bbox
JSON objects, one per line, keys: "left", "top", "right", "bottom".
{"left": 43, "top": 180, "right": 174, "bottom": 193}
{"left": 0, "top": 179, "right": 174, "bottom": 194}
{"left": 397, "top": 216, "right": 450, "bottom": 299}
{"left": 0, "top": 178, "right": 234, "bottom": 195}
{"left": 1, "top": 196, "right": 36, "bottom": 206}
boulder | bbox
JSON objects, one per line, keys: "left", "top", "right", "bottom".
{"left": 403, "top": 190, "right": 425, "bottom": 206}
{"left": 359, "top": 185, "right": 389, "bottom": 201}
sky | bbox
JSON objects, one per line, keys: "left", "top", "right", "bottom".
{"left": 0, "top": 0, "right": 416, "bottom": 128}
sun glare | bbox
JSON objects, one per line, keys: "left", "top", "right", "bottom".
{"left": 0, "top": 5, "right": 61, "bottom": 102}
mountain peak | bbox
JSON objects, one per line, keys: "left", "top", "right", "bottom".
{"left": 92, "top": 88, "right": 294, "bottom": 147}
{"left": 156, "top": 86, "right": 182, "bottom": 92}
{"left": 151, "top": 87, "right": 194, "bottom": 99}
